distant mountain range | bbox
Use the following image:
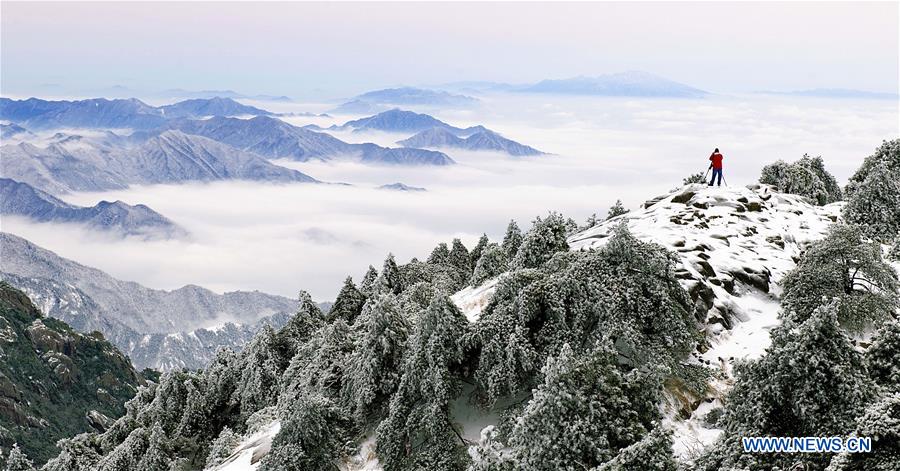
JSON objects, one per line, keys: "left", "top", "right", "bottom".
{"left": 315, "top": 109, "right": 486, "bottom": 135}
{"left": 0, "top": 122, "right": 32, "bottom": 139}
{"left": 311, "top": 109, "right": 544, "bottom": 156}
{"left": 1, "top": 130, "right": 318, "bottom": 194}
{"left": 519, "top": 71, "right": 708, "bottom": 97}
{"left": 0, "top": 96, "right": 279, "bottom": 131}
{"left": 433, "top": 71, "right": 708, "bottom": 98}
{"left": 332, "top": 87, "right": 479, "bottom": 114}
{"left": 0, "top": 232, "right": 309, "bottom": 370}
{"left": 0, "top": 178, "right": 187, "bottom": 239}
{"left": 162, "top": 115, "right": 454, "bottom": 165}
{"left": 756, "top": 88, "right": 900, "bottom": 99}
{"left": 398, "top": 127, "right": 545, "bottom": 156}
{"left": 158, "top": 96, "right": 274, "bottom": 118}
{"left": 378, "top": 182, "right": 427, "bottom": 192}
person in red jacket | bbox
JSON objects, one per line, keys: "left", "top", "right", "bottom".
{"left": 708, "top": 148, "right": 724, "bottom": 186}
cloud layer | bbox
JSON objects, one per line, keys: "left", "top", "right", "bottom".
{"left": 3, "top": 94, "right": 896, "bottom": 301}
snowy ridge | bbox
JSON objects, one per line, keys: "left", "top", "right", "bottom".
{"left": 209, "top": 421, "right": 281, "bottom": 471}
{"left": 568, "top": 183, "right": 841, "bottom": 458}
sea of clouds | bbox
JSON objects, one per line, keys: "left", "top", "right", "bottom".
{"left": 3, "top": 93, "right": 897, "bottom": 301}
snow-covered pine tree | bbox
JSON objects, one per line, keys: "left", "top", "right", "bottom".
{"left": 41, "top": 433, "right": 102, "bottom": 471}
{"left": 359, "top": 265, "right": 379, "bottom": 296}
{"left": 376, "top": 293, "right": 469, "bottom": 470}
{"left": 204, "top": 426, "right": 239, "bottom": 469}
{"left": 4, "top": 444, "right": 35, "bottom": 471}
{"left": 342, "top": 294, "right": 410, "bottom": 423}
{"left": 501, "top": 220, "right": 523, "bottom": 261}
{"left": 376, "top": 253, "right": 404, "bottom": 295}
{"left": 279, "top": 319, "right": 353, "bottom": 403}
{"left": 260, "top": 393, "right": 352, "bottom": 471}
{"left": 781, "top": 223, "right": 899, "bottom": 331}
{"left": 232, "top": 325, "right": 283, "bottom": 421}
{"left": 682, "top": 172, "right": 705, "bottom": 185}
{"left": 580, "top": 213, "right": 600, "bottom": 231}
{"left": 448, "top": 238, "right": 471, "bottom": 273}
{"left": 428, "top": 242, "right": 451, "bottom": 265}
{"left": 471, "top": 243, "right": 506, "bottom": 286}
{"left": 606, "top": 199, "right": 628, "bottom": 220}
{"left": 468, "top": 234, "right": 490, "bottom": 271}
{"left": 759, "top": 154, "right": 842, "bottom": 205}
{"left": 135, "top": 424, "right": 173, "bottom": 470}
{"left": 466, "top": 426, "right": 516, "bottom": 471}
{"left": 510, "top": 212, "right": 570, "bottom": 269}
{"left": 509, "top": 343, "right": 662, "bottom": 471}
{"left": 95, "top": 426, "right": 149, "bottom": 471}
{"left": 825, "top": 392, "right": 900, "bottom": 471}
{"left": 697, "top": 302, "right": 875, "bottom": 470}
{"left": 474, "top": 224, "right": 695, "bottom": 403}
{"left": 593, "top": 427, "right": 677, "bottom": 471}
{"left": 866, "top": 320, "right": 900, "bottom": 392}
{"left": 274, "top": 290, "right": 325, "bottom": 360}
{"left": 843, "top": 140, "right": 900, "bottom": 242}
{"left": 328, "top": 276, "right": 366, "bottom": 324}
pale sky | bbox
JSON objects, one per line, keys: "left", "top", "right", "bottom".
{"left": 1, "top": 1, "right": 898, "bottom": 99}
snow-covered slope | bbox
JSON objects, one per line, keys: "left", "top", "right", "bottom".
{"left": 452, "top": 183, "right": 842, "bottom": 460}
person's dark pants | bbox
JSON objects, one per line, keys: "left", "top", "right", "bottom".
{"left": 709, "top": 168, "right": 723, "bottom": 186}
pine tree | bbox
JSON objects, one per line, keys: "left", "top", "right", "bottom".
{"left": 471, "top": 243, "right": 507, "bottom": 286}
{"left": 376, "top": 253, "right": 403, "bottom": 295}
{"left": 474, "top": 225, "right": 695, "bottom": 403}
{"left": 468, "top": 234, "right": 490, "bottom": 271}
{"left": 205, "top": 427, "right": 240, "bottom": 469}
{"left": 41, "top": 433, "right": 102, "bottom": 471}
{"left": 510, "top": 213, "right": 570, "bottom": 269}
{"left": 825, "top": 392, "right": 900, "bottom": 471}
{"left": 359, "top": 265, "right": 379, "bottom": 296}
{"left": 501, "top": 220, "right": 523, "bottom": 261}
{"left": 682, "top": 172, "right": 706, "bottom": 185}
{"left": 4, "top": 444, "right": 35, "bottom": 471}
{"left": 342, "top": 294, "right": 410, "bottom": 423}
{"left": 581, "top": 213, "right": 600, "bottom": 231}
{"left": 448, "top": 238, "right": 471, "bottom": 272}
{"left": 509, "top": 344, "right": 662, "bottom": 471}
{"left": 428, "top": 242, "right": 451, "bottom": 265}
{"left": 274, "top": 291, "right": 325, "bottom": 360}
{"left": 843, "top": 139, "right": 900, "bottom": 242}
{"left": 466, "top": 426, "right": 516, "bottom": 471}
{"left": 261, "top": 393, "right": 352, "bottom": 471}
{"left": 328, "top": 276, "right": 366, "bottom": 324}
{"left": 866, "top": 320, "right": 900, "bottom": 391}
{"left": 594, "top": 428, "right": 677, "bottom": 471}
{"left": 606, "top": 199, "right": 628, "bottom": 220}
{"left": 233, "top": 326, "right": 283, "bottom": 420}
{"left": 135, "top": 424, "right": 172, "bottom": 470}
{"left": 96, "top": 427, "right": 149, "bottom": 471}
{"left": 844, "top": 164, "right": 900, "bottom": 242}
{"left": 697, "top": 303, "right": 875, "bottom": 470}
{"left": 280, "top": 319, "right": 353, "bottom": 403}
{"left": 781, "top": 223, "right": 899, "bottom": 331}
{"left": 759, "top": 154, "right": 842, "bottom": 205}
{"left": 376, "top": 294, "right": 469, "bottom": 470}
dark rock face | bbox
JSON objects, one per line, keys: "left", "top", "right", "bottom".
{"left": 0, "top": 282, "right": 145, "bottom": 465}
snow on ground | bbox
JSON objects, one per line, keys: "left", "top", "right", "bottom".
{"left": 451, "top": 277, "right": 499, "bottom": 322}
{"left": 208, "top": 421, "right": 281, "bottom": 471}
{"left": 340, "top": 434, "right": 381, "bottom": 471}
{"left": 569, "top": 183, "right": 842, "bottom": 459}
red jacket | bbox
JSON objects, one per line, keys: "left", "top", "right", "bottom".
{"left": 710, "top": 153, "right": 724, "bottom": 169}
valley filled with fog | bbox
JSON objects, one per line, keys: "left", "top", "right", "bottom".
{"left": 3, "top": 93, "right": 897, "bottom": 301}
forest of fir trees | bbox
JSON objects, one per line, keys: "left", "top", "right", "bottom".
{"left": 7, "top": 139, "right": 900, "bottom": 471}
